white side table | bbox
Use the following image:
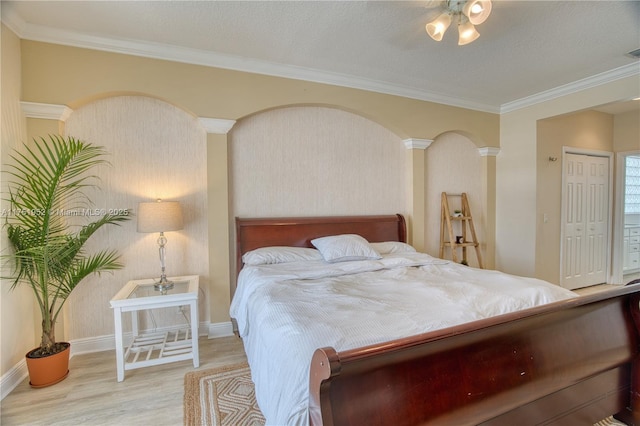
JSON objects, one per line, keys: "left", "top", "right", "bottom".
{"left": 109, "top": 275, "right": 200, "bottom": 382}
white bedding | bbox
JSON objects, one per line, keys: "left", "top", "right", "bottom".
{"left": 230, "top": 251, "right": 577, "bottom": 426}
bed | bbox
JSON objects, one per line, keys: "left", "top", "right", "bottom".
{"left": 231, "top": 214, "right": 640, "bottom": 426}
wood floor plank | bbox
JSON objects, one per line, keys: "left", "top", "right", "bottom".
{"left": 1, "top": 336, "right": 246, "bottom": 425}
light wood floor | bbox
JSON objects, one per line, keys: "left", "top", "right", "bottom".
{"left": 0, "top": 336, "right": 247, "bottom": 426}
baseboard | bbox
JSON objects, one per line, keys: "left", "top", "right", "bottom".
{"left": 1, "top": 358, "right": 28, "bottom": 400}
{"left": 1, "top": 320, "right": 233, "bottom": 400}
{"left": 208, "top": 321, "right": 234, "bottom": 338}
{"left": 69, "top": 334, "right": 119, "bottom": 356}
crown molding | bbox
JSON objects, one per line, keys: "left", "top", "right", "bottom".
{"left": 403, "top": 138, "right": 433, "bottom": 150}
{"left": 7, "top": 19, "right": 498, "bottom": 114}
{"left": 198, "top": 117, "right": 236, "bottom": 135}
{"left": 21, "top": 102, "right": 73, "bottom": 121}
{"left": 478, "top": 147, "right": 500, "bottom": 157}
{"left": 0, "top": 5, "right": 27, "bottom": 36}
{"left": 500, "top": 62, "right": 640, "bottom": 114}
{"left": 5, "top": 13, "right": 635, "bottom": 116}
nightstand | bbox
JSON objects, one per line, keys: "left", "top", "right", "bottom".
{"left": 109, "top": 275, "right": 199, "bottom": 382}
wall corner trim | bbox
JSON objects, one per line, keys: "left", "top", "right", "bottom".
{"left": 21, "top": 101, "right": 73, "bottom": 122}
{"left": 478, "top": 147, "right": 501, "bottom": 157}
{"left": 403, "top": 138, "right": 433, "bottom": 150}
{"left": 198, "top": 117, "right": 237, "bottom": 134}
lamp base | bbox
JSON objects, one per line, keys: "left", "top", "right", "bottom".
{"left": 154, "top": 276, "right": 174, "bottom": 295}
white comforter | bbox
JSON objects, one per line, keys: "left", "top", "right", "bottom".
{"left": 230, "top": 252, "right": 576, "bottom": 426}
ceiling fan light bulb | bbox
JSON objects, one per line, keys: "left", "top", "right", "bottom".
{"left": 458, "top": 21, "right": 480, "bottom": 45}
{"left": 426, "top": 12, "right": 452, "bottom": 41}
{"left": 463, "top": 0, "right": 492, "bottom": 25}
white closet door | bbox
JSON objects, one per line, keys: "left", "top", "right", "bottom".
{"left": 561, "top": 153, "right": 609, "bottom": 289}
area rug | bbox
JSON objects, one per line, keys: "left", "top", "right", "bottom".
{"left": 595, "top": 417, "right": 628, "bottom": 426}
{"left": 184, "top": 362, "right": 265, "bottom": 426}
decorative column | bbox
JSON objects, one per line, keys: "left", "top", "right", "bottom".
{"left": 199, "top": 117, "right": 237, "bottom": 338}
{"left": 21, "top": 101, "right": 73, "bottom": 139}
{"left": 478, "top": 146, "right": 500, "bottom": 270}
{"left": 20, "top": 102, "right": 73, "bottom": 341}
{"left": 403, "top": 138, "right": 433, "bottom": 252}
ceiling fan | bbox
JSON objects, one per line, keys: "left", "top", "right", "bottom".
{"left": 425, "top": 0, "right": 492, "bottom": 45}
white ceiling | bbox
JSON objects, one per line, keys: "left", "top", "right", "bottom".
{"left": 2, "top": 0, "right": 639, "bottom": 113}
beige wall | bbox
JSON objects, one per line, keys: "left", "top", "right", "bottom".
{"left": 614, "top": 110, "right": 640, "bottom": 152}
{"left": 535, "top": 111, "right": 614, "bottom": 284}
{"left": 0, "top": 24, "right": 40, "bottom": 377}
{"left": 498, "top": 75, "right": 639, "bottom": 279}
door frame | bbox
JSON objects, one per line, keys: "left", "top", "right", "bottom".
{"left": 559, "top": 146, "right": 613, "bottom": 288}
{"left": 612, "top": 150, "right": 640, "bottom": 284}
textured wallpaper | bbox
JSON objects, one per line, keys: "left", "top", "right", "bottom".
{"left": 425, "top": 132, "right": 484, "bottom": 265}
{"left": 63, "top": 96, "right": 208, "bottom": 340}
{"left": 231, "top": 106, "right": 407, "bottom": 217}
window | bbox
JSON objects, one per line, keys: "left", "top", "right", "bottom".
{"left": 626, "top": 156, "right": 640, "bottom": 214}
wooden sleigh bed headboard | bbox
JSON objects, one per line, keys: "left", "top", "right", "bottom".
{"left": 234, "top": 214, "right": 640, "bottom": 425}
{"left": 235, "top": 214, "right": 406, "bottom": 277}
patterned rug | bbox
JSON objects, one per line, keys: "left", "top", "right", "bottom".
{"left": 184, "top": 362, "right": 265, "bottom": 426}
{"left": 184, "top": 362, "right": 627, "bottom": 426}
{"left": 596, "top": 417, "right": 628, "bottom": 426}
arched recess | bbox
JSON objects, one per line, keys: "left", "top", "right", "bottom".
{"left": 66, "top": 90, "right": 201, "bottom": 120}
{"left": 230, "top": 105, "right": 407, "bottom": 218}
{"left": 423, "top": 131, "right": 497, "bottom": 269}
{"left": 60, "top": 95, "right": 210, "bottom": 342}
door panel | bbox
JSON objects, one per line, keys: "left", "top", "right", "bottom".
{"left": 562, "top": 154, "right": 609, "bottom": 289}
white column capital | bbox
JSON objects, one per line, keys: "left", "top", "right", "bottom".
{"left": 403, "top": 138, "right": 433, "bottom": 150}
{"left": 198, "top": 117, "right": 236, "bottom": 135}
{"left": 21, "top": 102, "right": 73, "bottom": 121}
{"left": 478, "top": 147, "right": 500, "bottom": 157}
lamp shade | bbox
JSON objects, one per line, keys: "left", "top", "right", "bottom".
{"left": 426, "top": 12, "right": 452, "bottom": 41}
{"left": 458, "top": 20, "right": 480, "bottom": 45}
{"left": 463, "top": 0, "right": 491, "bottom": 25}
{"left": 137, "top": 200, "right": 184, "bottom": 233}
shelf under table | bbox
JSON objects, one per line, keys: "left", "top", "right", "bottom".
{"left": 124, "top": 328, "right": 194, "bottom": 370}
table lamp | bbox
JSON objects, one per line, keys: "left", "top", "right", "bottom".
{"left": 137, "top": 199, "right": 184, "bottom": 293}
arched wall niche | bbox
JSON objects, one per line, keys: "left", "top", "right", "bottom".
{"left": 230, "top": 104, "right": 407, "bottom": 218}
{"left": 236, "top": 102, "right": 407, "bottom": 140}
{"left": 236, "top": 103, "right": 495, "bottom": 149}
{"left": 423, "top": 130, "right": 491, "bottom": 268}
{"left": 445, "top": 129, "right": 489, "bottom": 149}
{"left": 60, "top": 94, "right": 210, "bottom": 341}
{"left": 66, "top": 91, "right": 200, "bottom": 120}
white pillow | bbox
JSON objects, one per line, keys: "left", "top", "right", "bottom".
{"left": 311, "top": 234, "right": 381, "bottom": 263}
{"left": 370, "top": 241, "right": 417, "bottom": 255}
{"left": 242, "top": 246, "right": 322, "bottom": 266}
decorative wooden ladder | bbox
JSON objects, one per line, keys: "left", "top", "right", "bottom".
{"left": 439, "top": 192, "right": 484, "bottom": 268}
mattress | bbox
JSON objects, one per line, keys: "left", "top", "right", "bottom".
{"left": 230, "top": 251, "right": 577, "bottom": 426}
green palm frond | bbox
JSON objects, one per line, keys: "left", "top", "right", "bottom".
{"left": 2, "top": 135, "right": 130, "bottom": 354}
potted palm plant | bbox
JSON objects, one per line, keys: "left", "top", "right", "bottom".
{"left": 3, "top": 135, "right": 130, "bottom": 387}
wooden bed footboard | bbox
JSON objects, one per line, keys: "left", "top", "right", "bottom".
{"left": 309, "top": 285, "right": 640, "bottom": 426}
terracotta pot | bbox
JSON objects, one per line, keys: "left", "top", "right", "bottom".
{"left": 25, "top": 342, "right": 70, "bottom": 388}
